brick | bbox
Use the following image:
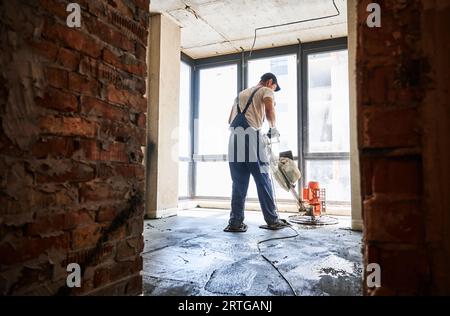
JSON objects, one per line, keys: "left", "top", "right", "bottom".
{"left": 97, "top": 163, "right": 145, "bottom": 181}
{"left": 363, "top": 66, "right": 395, "bottom": 105}
{"left": 28, "top": 185, "right": 79, "bottom": 211}
{"left": 129, "top": 145, "right": 144, "bottom": 164}
{"left": 116, "top": 237, "right": 141, "bottom": 261}
{"left": 79, "top": 181, "right": 128, "bottom": 203}
{"left": 63, "top": 242, "right": 114, "bottom": 268}
{"left": 125, "top": 274, "right": 142, "bottom": 295}
{"left": 360, "top": 158, "right": 374, "bottom": 198}
{"left": 93, "top": 258, "right": 142, "bottom": 288}
{"left": 81, "top": 96, "right": 128, "bottom": 122}
{"left": 31, "top": 137, "right": 76, "bottom": 159}
{"left": 137, "top": 10, "right": 150, "bottom": 31}
{"left": 79, "top": 140, "right": 129, "bottom": 163}
{"left": 57, "top": 48, "right": 80, "bottom": 71}
{"left": 134, "top": 0, "right": 150, "bottom": 11}
{"left": 39, "top": 116, "right": 98, "bottom": 138}
{"left": 103, "top": 48, "right": 146, "bottom": 76}
{"left": 8, "top": 263, "right": 54, "bottom": 295}
{"left": 135, "top": 43, "right": 146, "bottom": 62}
{"left": 39, "top": 0, "right": 67, "bottom": 20}
{"left": 71, "top": 224, "right": 102, "bottom": 250}
{"left": 84, "top": 17, "right": 134, "bottom": 52}
{"left": 365, "top": 246, "right": 430, "bottom": 295}
{"left": 35, "top": 161, "right": 95, "bottom": 184}
{"left": 106, "top": 224, "right": 127, "bottom": 243}
{"left": 30, "top": 39, "right": 58, "bottom": 62}
{"left": 35, "top": 87, "right": 78, "bottom": 112}
{"left": 372, "top": 158, "right": 422, "bottom": 196}
{"left": 46, "top": 67, "right": 68, "bottom": 89}
{"left": 99, "top": 120, "right": 144, "bottom": 143}
{"left": 43, "top": 22, "right": 102, "bottom": 58}
{"left": 24, "top": 214, "right": 65, "bottom": 237}
{"left": 133, "top": 77, "right": 147, "bottom": 95}
{"left": 127, "top": 217, "right": 143, "bottom": 238}
{"left": 364, "top": 196, "right": 424, "bottom": 244}
{"left": 80, "top": 56, "right": 127, "bottom": 88}
{"left": 1, "top": 0, "right": 149, "bottom": 296}
{"left": 132, "top": 113, "right": 145, "bottom": 129}
{"left": 65, "top": 209, "right": 96, "bottom": 230}
{"left": 107, "top": 0, "right": 135, "bottom": 19}
{"left": 106, "top": 85, "right": 146, "bottom": 112}
{"left": 0, "top": 234, "right": 70, "bottom": 266}
{"left": 97, "top": 203, "right": 127, "bottom": 223}
{"left": 69, "top": 72, "right": 100, "bottom": 96}
{"left": 362, "top": 107, "right": 420, "bottom": 148}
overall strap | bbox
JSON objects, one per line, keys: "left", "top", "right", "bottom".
{"left": 237, "top": 87, "right": 263, "bottom": 114}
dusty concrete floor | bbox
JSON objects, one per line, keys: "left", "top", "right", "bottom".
{"left": 142, "top": 209, "right": 363, "bottom": 296}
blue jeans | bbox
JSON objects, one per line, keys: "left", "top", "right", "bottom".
{"left": 229, "top": 161, "right": 279, "bottom": 227}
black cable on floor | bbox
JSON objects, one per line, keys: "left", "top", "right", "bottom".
{"left": 256, "top": 226, "right": 299, "bottom": 296}
{"left": 255, "top": 140, "right": 300, "bottom": 296}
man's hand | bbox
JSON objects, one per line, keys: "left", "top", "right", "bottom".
{"left": 267, "top": 127, "right": 280, "bottom": 139}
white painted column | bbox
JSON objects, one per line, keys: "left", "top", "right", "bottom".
{"left": 146, "top": 14, "right": 181, "bottom": 218}
{"left": 347, "top": 0, "right": 363, "bottom": 231}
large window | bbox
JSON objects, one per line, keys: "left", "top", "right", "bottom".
{"left": 247, "top": 55, "right": 298, "bottom": 154}
{"left": 196, "top": 64, "right": 237, "bottom": 197}
{"left": 307, "top": 51, "right": 349, "bottom": 153}
{"left": 305, "top": 50, "right": 350, "bottom": 202}
{"left": 179, "top": 38, "right": 351, "bottom": 204}
{"left": 198, "top": 65, "right": 238, "bottom": 156}
{"left": 247, "top": 54, "right": 298, "bottom": 200}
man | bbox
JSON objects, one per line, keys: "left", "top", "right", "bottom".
{"left": 224, "top": 73, "right": 290, "bottom": 233}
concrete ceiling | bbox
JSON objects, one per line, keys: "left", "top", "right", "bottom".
{"left": 150, "top": 0, "right": 348, "bottom": 59}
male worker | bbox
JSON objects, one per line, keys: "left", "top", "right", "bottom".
{"left": 225, "top": 73, "right": 291, "bottom": 233}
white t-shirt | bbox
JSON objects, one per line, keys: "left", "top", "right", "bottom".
{"left": 229, "top": 86, "right": 274, "bottom": 129}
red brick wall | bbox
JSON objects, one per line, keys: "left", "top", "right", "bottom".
{"left": 0, "top": 0, "right": 149, "bottom": 295}
{"left": 357, "top": 0, "right": 450, "bottom": 295}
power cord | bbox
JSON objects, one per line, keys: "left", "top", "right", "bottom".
{"left": 249, "top": 0, "right": 341, "bottom": 56}
{"left": 255, "top": 138, "right": 300, "bottom": 296}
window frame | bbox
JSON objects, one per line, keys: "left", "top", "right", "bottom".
{"left": 179, "top": 54, "right": 195, "bottom": 199}
{"left": 180, "top": 38, "right": 349, "bottom": 203}
{"left": 302, "top": 41, "right": 350, "bottom": 204}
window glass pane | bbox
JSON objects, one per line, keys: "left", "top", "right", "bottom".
{"left": 308, "top": 50, "right": 350, "bottom": 153}
{"left": 196, "top": 162, "right": 232, "bottom": 197}
{"left": 179, "top": 62, "right": 191, "bottom": 158}
{"left": 306, "top": 160, "right": 351, "bottom": 202}
{"left": 198, "top": 65, "right": 237, "bottom": 155}
{"left": 178, "top": 161, "right": 189, "bottom": 198}
{"left": 248, "top": 55, "right": 298, "bottom": 154}
{"left": 196, "top": 161, "right": 298, "bottom": 200}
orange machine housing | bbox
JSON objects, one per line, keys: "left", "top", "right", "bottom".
{"left": 303, "top": 182, "right": 323, "bottom": 217}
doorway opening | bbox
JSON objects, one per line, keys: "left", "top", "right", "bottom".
{"left": 144, "top": 0, "right": 362, "bottom": 296}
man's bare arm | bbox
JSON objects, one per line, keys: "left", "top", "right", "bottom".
{"left": 228, "top": 97, "right": 239, "bottom": 124}
{"left": 264, "top": 97, "right": 276, "bottom": 128}
{"left": 228, "top": 106, "right": 234, "bottom": 124}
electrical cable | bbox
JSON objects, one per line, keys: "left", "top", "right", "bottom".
{"left": 249, "top": 0, "right": 341, "bottom": 56}
{"left": 255, "top": 137, "right": 300, "bottom": 296}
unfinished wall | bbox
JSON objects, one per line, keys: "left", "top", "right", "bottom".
{"left": 0, "top": 0, "right": 149, "bottom": 295}
{"left": 358, "top": 0, "right": 450, "bottom": 295}
{"left": 146, "top": 14, "right": 181, "bottom": 219}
